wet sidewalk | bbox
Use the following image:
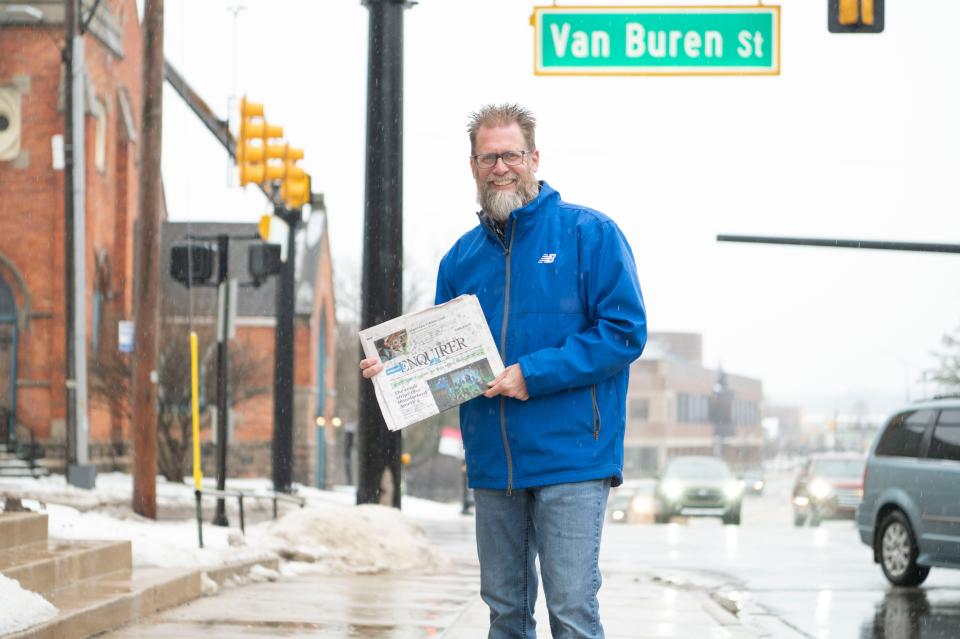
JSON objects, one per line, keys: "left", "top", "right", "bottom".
{"left": 99, "top": 519, "right": 775, "bottom": 638}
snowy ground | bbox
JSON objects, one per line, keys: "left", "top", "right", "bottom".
{"left": 0, "top": 474, "right": 464, "bottom": 635}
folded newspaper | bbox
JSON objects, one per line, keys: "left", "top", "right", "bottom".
{"left": 359, "top": 295, "right": 505, "bottom": 431}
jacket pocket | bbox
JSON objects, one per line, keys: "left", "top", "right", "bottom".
{"left": 591, "top": 384, "right": 601, "bottom": 440}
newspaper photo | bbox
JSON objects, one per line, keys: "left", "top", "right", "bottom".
{"left": 359, "top": 294, "right": 504, "bottom": 431}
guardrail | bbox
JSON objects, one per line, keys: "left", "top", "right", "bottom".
{"left": 193, "top": 488, "right": 306, "bottom": 548}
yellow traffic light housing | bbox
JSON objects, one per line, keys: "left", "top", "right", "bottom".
{"left": 237, "top": 97, "right": 284, "bottom": 186}
{"left": 280, "top": 147, "right": 310, "bottom": 209}
{"left": 257, "top": 213, "right": 272, "bottom": 241}
{"left": 829, "top": 0, "right": 883, "bottom": 33}
{"left": 237, "top": 97, "right": 310, "bottom": 208}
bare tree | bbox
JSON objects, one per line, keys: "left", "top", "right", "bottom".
{"left": 92, "top": 321, "right": 271, "bottom": 481}
{"left": 925, "top": 324, "right": 960, "bottom": 392}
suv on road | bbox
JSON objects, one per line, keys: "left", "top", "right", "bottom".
{"left": 857, "top": 397, "right": 960, "bottom": 586}
{"left": 792, "top": 452, "right": 866, "bottom": 526}
{"left": 654, "top": 456, "right": 743, "bottom": 525}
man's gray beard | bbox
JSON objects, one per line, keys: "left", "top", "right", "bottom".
{"left": 477, "top": 173, "right": 539, "bottom": 223}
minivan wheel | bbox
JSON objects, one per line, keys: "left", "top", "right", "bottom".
{"left": 876, "top": 511, "right": 930, "bottom": 587}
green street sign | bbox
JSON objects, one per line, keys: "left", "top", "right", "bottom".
{"left": 533, "top": 5, "right": 781, "bottom": 76}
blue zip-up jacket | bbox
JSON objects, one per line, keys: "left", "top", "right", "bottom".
{"left": 435, "top": 182, "right": 646, "bottom": 491}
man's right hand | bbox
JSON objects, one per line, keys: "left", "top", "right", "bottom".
{"left": 359, "top": 357, "right": 384, "bottom": 379}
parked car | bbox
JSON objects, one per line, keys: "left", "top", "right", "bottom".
{"left": 607, "top": 479, "right": 656, "bottom": 524}
{"left": 741, "top": 470, "right": 766, "bottom": 495}
{"left": 654, "top": 456, "right": 743, "bottom": 525}
{"left": 857, "top": 397, "right": 960, "bottom": 586}
{"left": 792, "top": 452, "right": 865, "bottom": 526}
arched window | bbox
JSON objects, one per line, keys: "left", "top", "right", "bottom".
{"left": 0, "top": 275, "right": 18, "bottom": 444}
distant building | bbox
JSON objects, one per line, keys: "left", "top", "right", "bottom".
{"left": 624, "top": 332, "right": 764, "bottom": 475}
{"left": 160, "top": 219, "right": 337, "bottom": 486}
{"left": 0, "top": 1, "right": 338, "bottom": 485}
{"left": 763, "top": 404, "right": 804, "bottom": 454}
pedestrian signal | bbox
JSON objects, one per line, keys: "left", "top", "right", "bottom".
{"left": 828, "top": 0, "right": 883, "bottom": 33}
{"left": 170, "top": 242, "right": 215, "bottom": 287}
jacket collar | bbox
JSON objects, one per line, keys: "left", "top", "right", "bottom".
{"left": 476, "top": 181, "right": 559, "bottom": 245}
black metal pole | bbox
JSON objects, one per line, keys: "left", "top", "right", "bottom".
{"left": 357, "top": 0, "right": 407, "bottom": 507}
{"left": 272, "top": 208, "right": 299, "bottom": 493}
{"left": 212, "top": 234, "right": 230, "bottom": 526}
{"left": 195, "top": 490, "right": 204, "bottom": 548}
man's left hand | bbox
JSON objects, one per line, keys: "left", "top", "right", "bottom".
{"left": 484, "top": 364, "right": 529, "bottom": 401}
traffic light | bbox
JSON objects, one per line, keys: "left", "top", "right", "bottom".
{"left": 237, "top": 97, "right": 283, "bottom": 186}
{"left": 170, "top": 242, "right": 215, "bottom": 287}
{"left": 257, "top": 213, "right": 272, "bottom": 241}
{"left": 248, "top": 242, "right": 282, "bottom": 287}
{"left": 828, "top": 0, "right": 883, "bottom": 33}
{"left": 280, "top": 147, "right": 310, "bottom": 209}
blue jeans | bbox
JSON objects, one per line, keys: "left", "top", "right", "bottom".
{"left": 474, "top": 478, "right": 610, "bottom": 639}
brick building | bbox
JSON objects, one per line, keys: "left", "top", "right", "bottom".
{"left": 624, "top": 332, "right": 765, "bottom": 476}
{"left": 0, "top": 1, "right": 338, "bottom": 485}
{"left": 160, "top": 218, "right": 338, "bottom": 486}
{"left": 0, "top": 0, "right": 143, "bottom": 458}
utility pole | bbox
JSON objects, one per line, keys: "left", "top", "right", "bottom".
{"left": 357, "top": 0, "right": 410, "bottom": 507}
{"left": 272, "top": 208, "right": 299, "bottom": 493}
{"left": 133, "top": 0, "right": 164, "bottom": 519}
{"left": 63, "top": 0, "right": 95, "bottom": 489}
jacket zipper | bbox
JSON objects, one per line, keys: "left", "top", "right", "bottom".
{"left": 499, "top": 219, "right": 517, "bottom": 495}
{"left": 591, "top": 385, "right": 601, "bottom": 440}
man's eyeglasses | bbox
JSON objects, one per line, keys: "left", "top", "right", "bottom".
{"left": 472, "top": 150, "right": 529, "bottom": 169}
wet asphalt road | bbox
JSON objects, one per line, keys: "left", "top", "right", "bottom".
{"left": 598, "top": 471, "right": 960, "bottom": 638}
{"left": 101, "top": 471, "right": 960, "bottom": 638}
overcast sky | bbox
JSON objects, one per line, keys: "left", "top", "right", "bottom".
{"left": 159, "top": 0, "right": 960, "bottom": 417}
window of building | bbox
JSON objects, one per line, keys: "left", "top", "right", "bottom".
{"left": 732, "top": 399, "right": 758, "bottom": 426}
{"left": 94, "top": 99, "right": 107, "bottom": 174}
{"left": 677, "top": 393, "right": 709, "bottom": 423}
{"left": 629, "top": 398, "right": 649, "bottom": 421}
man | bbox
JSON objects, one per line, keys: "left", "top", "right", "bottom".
{"left": 361, "top": 104, "right": 646, "bottom": 639}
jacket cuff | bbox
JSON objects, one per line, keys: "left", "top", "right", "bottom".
{"left": 517, "top": 354, "right": 542, "bottom": 397}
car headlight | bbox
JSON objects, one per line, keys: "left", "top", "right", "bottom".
{"left": 661, "top": 481, "right": 683, "bottom": 500}
{"left": 808, "top": 479, "right": 832, "bottom": 499}
{"left": 612, "top": 510, "right": 625, "bottom": 521}
{"left": 753, "top": 481, "right": 764, "bottom": 491}
{"left": 723, "top": 481, "right": 743, "bottom": 499}
{"left": 632, "top": 495, "right": 654, "bottom": 513}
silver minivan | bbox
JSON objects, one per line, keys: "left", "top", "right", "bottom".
{"left": 857, "top": 397, "right": 960, "bottom": 586}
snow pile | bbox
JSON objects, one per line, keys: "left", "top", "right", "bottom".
{"left": 1, "top": 473, "right": 224, "bottom": 512}
{"left": 44, "top": 502, "right": 275, "bottom": 569}
{"left": 1, "top": 474, "right": 460, "bottom": 577}
{"left": 0, "top": 574, "right": 57, "bottom": 635}
{"left": 248, "top": 502, "right": 451, "bottom": 575}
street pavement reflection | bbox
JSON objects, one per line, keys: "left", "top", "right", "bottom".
{"left": 599, "top": 470, "right": 960, "bottom": 638}
{"left": 101, "top": 470, "right": 960, "bottom": 638}
{"left": 859, "top": 588, "right": 960, "bottom": 639}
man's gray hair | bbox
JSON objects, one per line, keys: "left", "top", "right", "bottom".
{"left": 467, "top": 103, "right": 537, "bottom": 154}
